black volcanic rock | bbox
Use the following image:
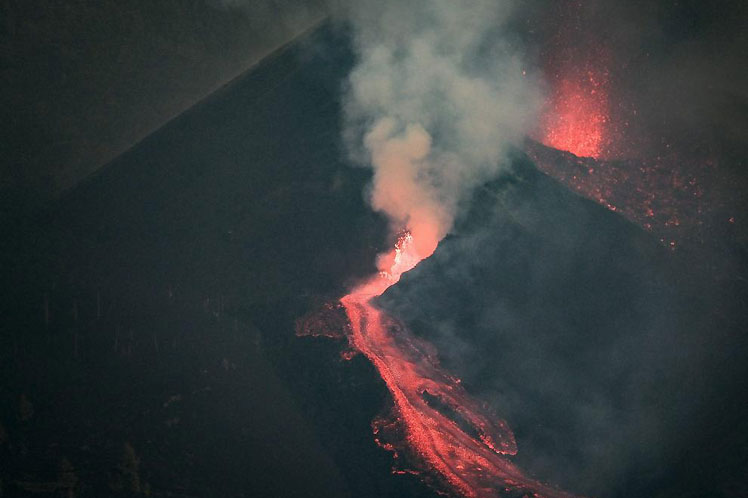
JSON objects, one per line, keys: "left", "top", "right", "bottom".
{"left": 0, "top": 24, "right": 440, "bottom": 498}
{"left": 378, "top": 155, "right": 748, "bottom": 497}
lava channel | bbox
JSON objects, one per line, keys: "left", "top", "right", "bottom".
{"left": 300, "top": 232, "right": 576, "bottom": 498}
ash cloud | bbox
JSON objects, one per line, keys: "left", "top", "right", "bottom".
{"left": 333, "top": 0, "right": 542, "bottom": 262}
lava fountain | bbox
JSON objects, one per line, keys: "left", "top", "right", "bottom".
{"left": 534, "top": 0, "right": 617, "bottom": 160}
{"left": 539, "top": 68, "right": 611, "bottom": 159}
{"left": 299, "top": 232, "right": 575, "bottom": 498}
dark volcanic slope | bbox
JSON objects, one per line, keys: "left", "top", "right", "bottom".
{"left": 0, "top": 25, "right": 440, "bottom": 498}
{"left": 379, "top": 155, "right": 748, "bottom": 498}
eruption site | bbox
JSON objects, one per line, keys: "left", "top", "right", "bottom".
{"left": 527, "top": 1, "right": 739, "bottom": 251}
{"left": 539, "top": 66, "right": 610, "bottom": 160}
{"left": 300, "top": 233, "right": 575, "bottom": 497}
{"left": 296, "top": 1, "right": 578, "bottom": 495}
{"left": 303, "top": 0, "right": 740, "bottom": 495}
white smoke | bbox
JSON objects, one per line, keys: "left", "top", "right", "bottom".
{"left": 338, "top": 0, "right": 542, "bottom": 263}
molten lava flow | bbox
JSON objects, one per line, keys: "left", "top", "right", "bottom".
{"left": 311, "top": 232, "right": 574, "bottom": 498}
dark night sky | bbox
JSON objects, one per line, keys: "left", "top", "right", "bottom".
{"left": 1, "top": 0, "right": 324, "bottom": 211}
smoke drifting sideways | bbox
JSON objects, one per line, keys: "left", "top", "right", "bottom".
{"left": 331, "top": 0, "right": 543, "bottom": 264}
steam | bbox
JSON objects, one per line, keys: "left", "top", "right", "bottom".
{"left": 338, "top": 0, "right": 541, "bottom": 265}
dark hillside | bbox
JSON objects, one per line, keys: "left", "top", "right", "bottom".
{"left": 0, "top": 24, "right": 438, "bottom": 498}
{"left": 379, "top": 155, "right": 748, "bottom": 497}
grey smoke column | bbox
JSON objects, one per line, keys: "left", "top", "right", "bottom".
{"left": 338, "top": 0, "right": 542, "bottom": 263}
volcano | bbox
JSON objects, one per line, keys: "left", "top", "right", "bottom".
{"left": 1, "top": 21, "right": 746, "bottom": 498}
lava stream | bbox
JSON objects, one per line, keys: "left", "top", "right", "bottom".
{"left": 335, "top": 233, "right": 574, "bottom": 498}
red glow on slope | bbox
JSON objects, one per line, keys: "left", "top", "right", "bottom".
{"left": 300, "top": 232, "right": 575, "bottom": 497}
{"left": 525, "top": 140, "right": 738, "bottom": 253}
{"left": 527, "top": 2, "right": 741, "bottom": 253}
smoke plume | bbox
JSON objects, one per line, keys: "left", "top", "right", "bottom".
{"left": 337, "top": 0, "right": 541, "bottom": 265}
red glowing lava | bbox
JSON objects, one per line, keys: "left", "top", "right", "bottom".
{"left": 299, "top": 233, "right": 574, "bottom": 498}
{"left": 540, "top": 70, "right": 610, "bottom": 159}
{"left": 535, "top": 0, "right": 617, "bottom": 160}
{"left": 529, "top": 2, "right": 740, "bottom": 253}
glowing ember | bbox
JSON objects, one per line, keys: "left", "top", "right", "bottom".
{"left": 528, "top": 3, "right": 739, "bottom": 254}
{"left": 534, "top": 0, "right": 618, "bottom": 160}
{"left": 525, "top": 140, "right": 735, "bottom": 251}
{"left": 540, "top": 70, "right": 610, "bottom": 159}
{"left": 372, "top": 232, "right": 423, "bottom": 295}
{"left": 300, "top": 232, "right": 575, "bottom": 497}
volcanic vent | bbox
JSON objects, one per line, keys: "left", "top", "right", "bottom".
{"left": 298, "top": 229, "right": 575, "bottom": 498}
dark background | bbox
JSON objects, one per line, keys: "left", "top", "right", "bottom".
{"left": 1, "top": 0, "right": 324, "bottom": 211}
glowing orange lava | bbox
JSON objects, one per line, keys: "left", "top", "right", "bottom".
{"left": 540, "top": 69, "right": 610, "bottom": 159}
{"left": 331, "top": 233, "right": 575, "bottom": 498}
{"left": 535, "top": 0, "right": 616, "bottom": 160}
